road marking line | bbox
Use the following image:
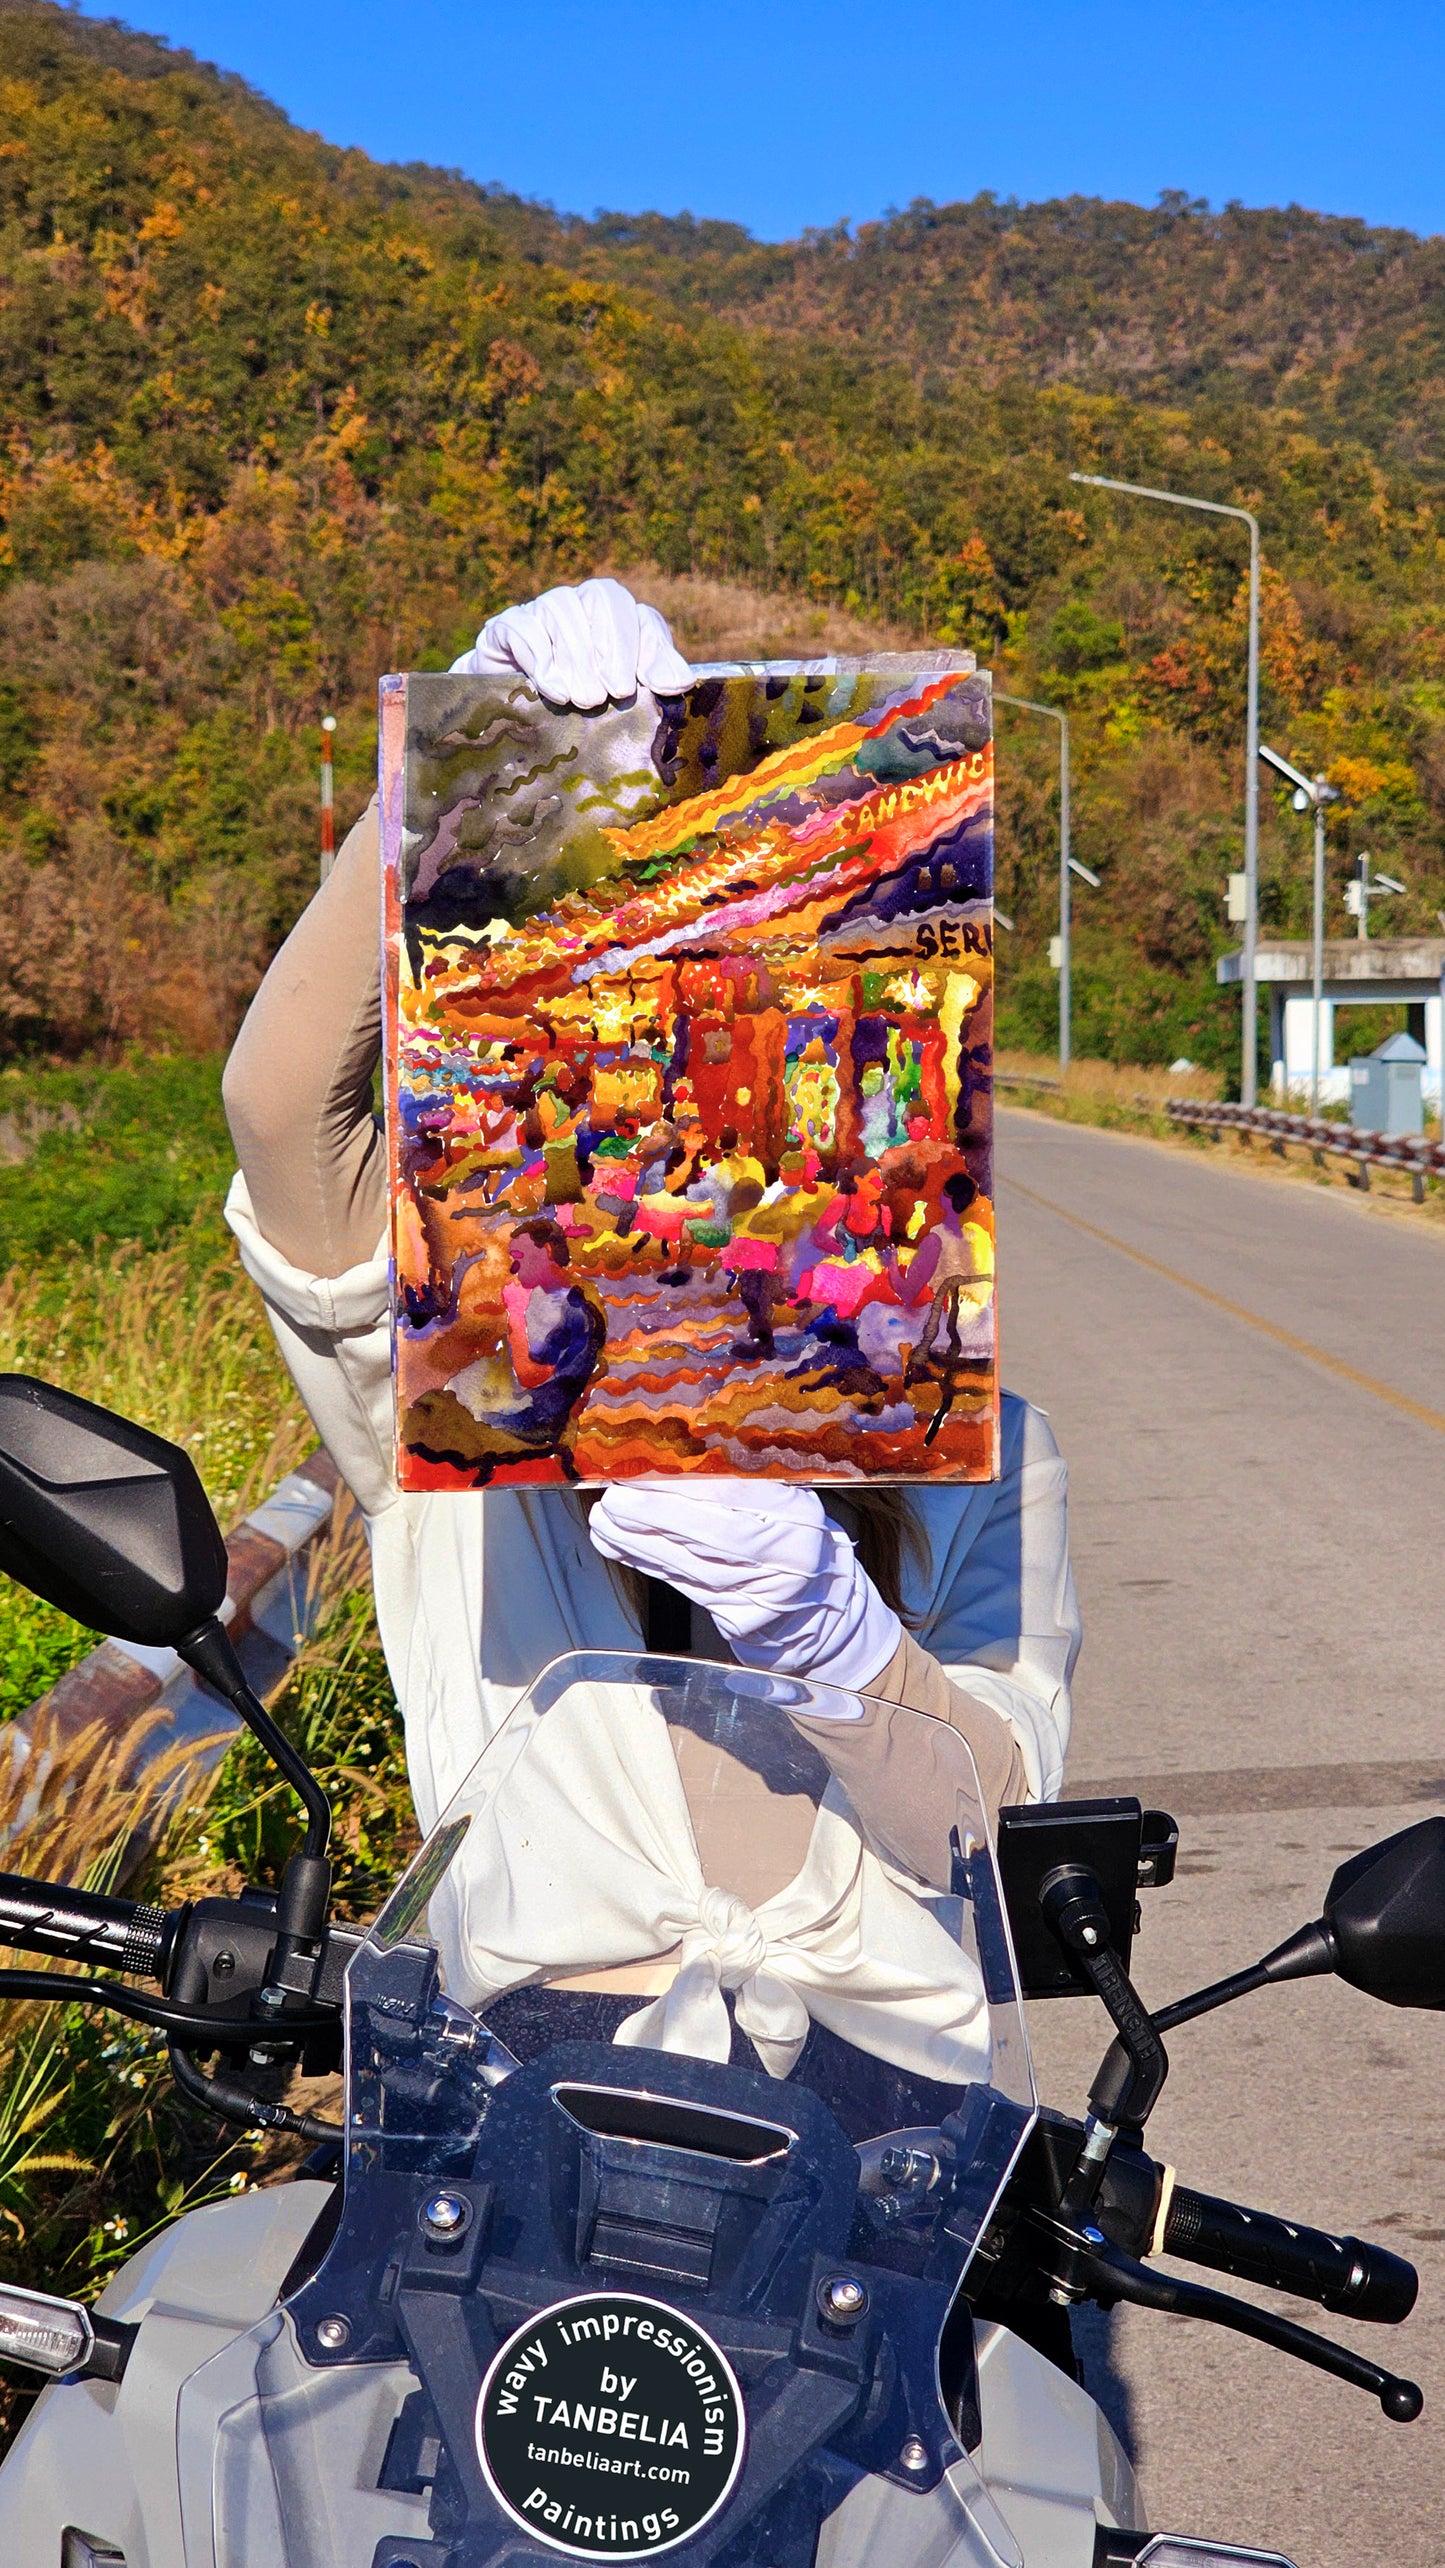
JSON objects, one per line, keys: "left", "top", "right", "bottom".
{"left": 1000, "top": 1174, "right": 1445, "bottom": 1438}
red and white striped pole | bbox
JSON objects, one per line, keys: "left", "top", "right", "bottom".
{"left": 320, "top": 714, "right": 337, "bottom": 882}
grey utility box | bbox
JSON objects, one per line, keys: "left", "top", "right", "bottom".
{"left": 1349, "top": 1029, "right": 1427, "bottom": 1135}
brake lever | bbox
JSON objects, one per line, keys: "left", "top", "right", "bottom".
{"left": 1036, "top": 2215, "right": 1424, "bottom": 2420}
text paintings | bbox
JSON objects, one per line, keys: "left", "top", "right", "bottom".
{"left": 381, "top": 657, "right": 997, "bottom": 1489}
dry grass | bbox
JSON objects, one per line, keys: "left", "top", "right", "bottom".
{"left": 614, "top": 564, "right": 919, "bottom": 665}
{"left": 1000, "top": 1047, "right": 1226, "bottom": 1109}
{"left": 0, "top": 1224, "right": 314, "bottom": 1717}
{"left": 0, "top": 1699, "right": 228, "bottom": 1893}
{"left": 0, "top": 1226, "right": 311, "bottom": 1529}
{"left": 0, "top": 1704, "right": 235, "bottom": 2279}
{"left": 152, "top": 1498, "right": 410, "bottom": 1920}
{"left": 994, "top": 1047, "right": 1222, "bottom": 1120}
{"left": 0, "top": 1545, "right": 394, "bottom": 2332}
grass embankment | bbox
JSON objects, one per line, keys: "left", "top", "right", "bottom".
{"left": 0, "top": 1054, "right": 410, "bottom": 2396}
{"left": 995, "top": 1048, "right": 1222, "bottom": 1134}
{"left": 0, "top": 1052, "right": 315, "bottom": 1711}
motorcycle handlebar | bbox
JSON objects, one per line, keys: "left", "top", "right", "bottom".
{"left": 1163, "top": 2181, "right": 1417, "bottom": 2324}
{"left": 0, "top": 1870, "right": 178, "bottom": 1983}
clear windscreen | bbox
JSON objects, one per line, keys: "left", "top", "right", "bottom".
{"left": 351, "top": 1651, "right": 1036, "bottom": 2256}
{"left": 181, "top": 1653, "right": 1039, "bottom": 2568}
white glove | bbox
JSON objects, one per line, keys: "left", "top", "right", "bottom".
{"left": 450, "top": 576, "right": 691, "bottom": 708}
{"left": 588, "top": 1481, "right": 901, "bottom": 1699}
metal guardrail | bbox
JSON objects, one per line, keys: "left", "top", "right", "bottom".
{"left": 1165, "top": 1099, "right": 1445, "bottom": 1201}
{"left": 996, "top": 1070, "right": 1172, "bottom": 1114}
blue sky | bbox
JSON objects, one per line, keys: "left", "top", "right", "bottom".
{"left": 79, "top": 1, "right": 1445, "bottom": 242}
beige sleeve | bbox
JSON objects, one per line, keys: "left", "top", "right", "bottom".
{"left": 871, "top": 1629, "right": 1028, "bottom": 1816}
{"left": 788, "top": 1628, "right": 1028, "bottom": 1888}
{"left": 222, "top": 797, "right": 386, "bottom": 1277}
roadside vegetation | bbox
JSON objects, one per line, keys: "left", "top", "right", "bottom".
{"left": 0, "top": 1052, "right": 305, "bottom": 1710}
{"left": 0, "top": 1050, "right": 406, "bottom": 2399}
{"left": 0, "top": 1597, "right": 416, "bottom": 2446}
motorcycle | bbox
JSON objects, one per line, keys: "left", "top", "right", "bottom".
{"left": 0, "top": 1373, "right": 1435, "bottom": 2568}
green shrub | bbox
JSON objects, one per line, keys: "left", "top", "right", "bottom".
{"left": 995, "top": 953, "right": 1239, "bottom": 1074}
{"left": 1047, "top": 600, "right": 1127, "bottom": 675}
{"left": 0, "top": 1055, "right": 236, "bottom": 1267}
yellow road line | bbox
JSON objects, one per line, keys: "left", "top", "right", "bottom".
{"left": 1001, "top": 1173, "right": 1445, "bottom": 1439}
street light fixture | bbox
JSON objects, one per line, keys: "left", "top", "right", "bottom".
{"left": 995, "top": 693, "right": 1076, "bottom": 1068}
{"left": 1258, "top": 742, "right": 1341, "bottom": 1111}
{"left": 1069, "top": 470, "right": 1262, "bottom": 1106}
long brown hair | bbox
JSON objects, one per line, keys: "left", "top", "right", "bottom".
{"left": 578, "top": 1487, "right": 927, "bottom": 1627}
{"left": 825, "top": 1486, "right": 927, "bottom": 1623}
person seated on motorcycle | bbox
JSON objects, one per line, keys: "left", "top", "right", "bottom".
{"left": 222, "top": 578, "right": 1081, "bottom": 1925}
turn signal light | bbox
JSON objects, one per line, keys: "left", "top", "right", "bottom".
{"left": 0, "top": 2279, "right": 132, "bottom": 2381}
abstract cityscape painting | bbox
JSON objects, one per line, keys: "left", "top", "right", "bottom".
{"left": 380, "top": 657, "right": 997, "bottom": 1489}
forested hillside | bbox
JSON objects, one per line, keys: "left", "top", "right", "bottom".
{"left": 569, "top": 196, "right": 1445, "bottom": 474}
{"left": 1, "top": 0, "right": 1444, "bottom": 1075}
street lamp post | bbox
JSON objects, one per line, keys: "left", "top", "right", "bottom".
{"left": 1070, "top": 471, "right": 1262, "bottom": 1105}
{"left": 996, "top": 694, "right": 1072, "bottom": 1066}
{"left": 1259, "top": 743, "right": 1341, "bottom": 1113}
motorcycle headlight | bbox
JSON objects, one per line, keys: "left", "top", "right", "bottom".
{"left": 0, "top": 2280, "right": 94, "bottom": 2376}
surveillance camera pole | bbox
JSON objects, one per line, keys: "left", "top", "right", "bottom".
{"left": 1071, "top": 473, "right": 1261, "bottom": 1105}
{"left": 1259, "top": 743, "right": 1341, "bottom": 1112}
{"left": 997, "top": 694, "right": 1071, "bottom": 1068}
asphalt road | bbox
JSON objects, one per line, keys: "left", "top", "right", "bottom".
{"left": 996, "top": 1107, "right": 1445, "bottom": 2568}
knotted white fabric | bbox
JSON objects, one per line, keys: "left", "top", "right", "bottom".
{"left": 428, "top": 1676, "right": 992, "bottom": 2087}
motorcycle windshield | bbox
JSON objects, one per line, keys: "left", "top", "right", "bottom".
{"left": 179, "top": 1653, "right": 1039, "bottom": 2568}
{"left": 350, "top": 1650, "right": 1035, "bottom": 2250}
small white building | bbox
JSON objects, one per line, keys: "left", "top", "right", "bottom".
{"left": 1216, "top": 938, "right": 1445, "bottom": 1109}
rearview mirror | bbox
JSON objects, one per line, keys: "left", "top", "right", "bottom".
{"left": 0, "top": 1375, "right": 227, "bottom": 1650}
{"left": 1322, "top": 1819, "right": 1445, "bottom": 2012}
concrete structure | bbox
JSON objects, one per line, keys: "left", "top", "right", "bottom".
{"left": 1217, "top": 937, "right": 1445, "bottom": 1108}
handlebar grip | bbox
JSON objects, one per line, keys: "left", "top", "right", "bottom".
{"left": 0, "top": 1871, "right": 177, "bottom": 1981}
{"left": 1164, "top": 2183, "right": 1417, "bottom": 2324}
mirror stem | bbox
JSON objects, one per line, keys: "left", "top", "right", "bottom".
{"left": 178, "top": 1617, "right": 332, "bottom": 1862}
{"left": 1152, "top": 1919, "right": 1336, "bottom": 2036}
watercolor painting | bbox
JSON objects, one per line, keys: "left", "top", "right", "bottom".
{"left": 380, "top": 656, "right": 997, "bottom": 1489}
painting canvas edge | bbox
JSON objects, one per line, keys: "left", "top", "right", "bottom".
{"left": 382, "top": 656, "right": 997, "bottom": 1490}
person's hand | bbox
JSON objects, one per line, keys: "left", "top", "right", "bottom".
{"left": 450, "top": 577, "right": 691, "bottom": 709}
{"left": 588, "top": 1480, "right": 901, "bottom": 1696}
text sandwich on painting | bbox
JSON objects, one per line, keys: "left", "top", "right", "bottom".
{"left": 381, "top": 656, "right": 998, "bottom": 1489}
